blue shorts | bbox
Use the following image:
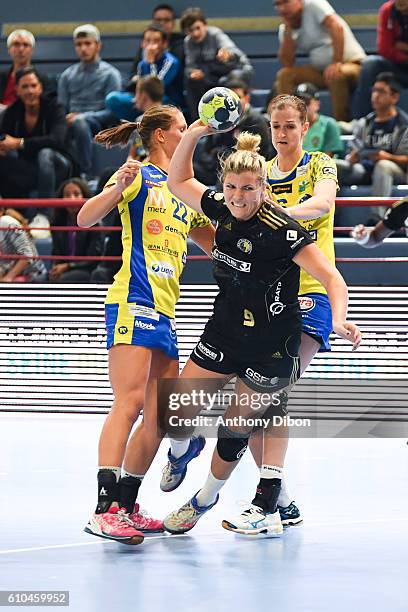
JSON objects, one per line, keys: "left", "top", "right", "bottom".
{"left": 299, "top": 293, "right": 332, "bottom": 352}
{"left": 105, "top": 303, "right": 179, "bottom": 360}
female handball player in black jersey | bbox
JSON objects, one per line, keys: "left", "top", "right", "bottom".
{"left": 158, "top": 122, "right": 361, "bottom": 536}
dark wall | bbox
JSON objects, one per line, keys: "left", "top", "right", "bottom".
{"left": 0, "top": 0, "right": 384, "bottom": 31}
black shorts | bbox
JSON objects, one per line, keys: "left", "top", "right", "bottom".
{"left": 190, "top": 324, "right": 301, "bottom": 393}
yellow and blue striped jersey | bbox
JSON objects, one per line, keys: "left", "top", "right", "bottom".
{"left": 105, "top": 162, "right": 210, "bottom": 318}
{"left": 267, "top": 151, "right": 338, "bottom": 295}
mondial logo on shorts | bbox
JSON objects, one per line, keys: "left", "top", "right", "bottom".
{"left": 150, "top": 261, "right": 175, "bottom": 278}
{"left": 298, "top": 296, "right": 315, "bottom": 311}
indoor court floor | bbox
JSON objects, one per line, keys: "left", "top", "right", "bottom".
{"left": 1, "top": 413, "right": 407, "bottom": 612}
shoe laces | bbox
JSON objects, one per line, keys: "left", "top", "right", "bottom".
{"left": 132, "top": 503, "right": 151, "bottom": 518}
{"left": 236, "top": 501, "right": 264, "bottom": 516}
{"left": 171, "top": 501, "right": 196, "bottom": 522}
{"left": 109, "top": 506, "right": 135, "bottom": 526}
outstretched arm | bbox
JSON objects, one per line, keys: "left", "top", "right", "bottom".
{"left": 351, "top": 221, "right": 393, "bottom": 248}
{"left": 167, "top": 121, "right": 215, "bottom": 214}
{"left": 293, "top": 243, "right": 361, "bottom": 350}
{"left": 188, "top": 224, "right": 215, "bottom": 257}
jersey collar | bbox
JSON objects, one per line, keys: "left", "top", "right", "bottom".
{"left": 268, "top": 150, "right": 311, "bottom": 184}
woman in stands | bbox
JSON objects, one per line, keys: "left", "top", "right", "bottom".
{"left": 49, "top": 178, "right": 102, "bottom": 283}
{"left": 160, "top": 94, "right": 342, "bottom": 533}
{"left": 77, "top": 105, "right": 215, "bottom": 545}
{"left": 0, "top": 207, "right": 47, "bottom": 282}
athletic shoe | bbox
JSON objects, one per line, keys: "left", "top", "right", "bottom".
{"left": 84, "top": 506, "right": 144, "bottom": 544}
{"left": 222, "top": 503, "right": 283, "bottom": 536}
{"left": 160, "top": 436, "right": 206, "bottom": 492}
{"left": 278, "top": 501, "right": 303, "bottom": 526}
{"left": 163, "top": 493, "right": 219, "bottom": 534}
{"left": 129, "top": 503, "right": 164, "bottom": 533}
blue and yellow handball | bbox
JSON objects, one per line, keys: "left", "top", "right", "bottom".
{"left": 198, "top": 87, "right": 243, "bottom": 131}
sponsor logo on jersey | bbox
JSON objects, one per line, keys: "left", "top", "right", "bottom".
{"left": 271, "top": 351, "right": 283, "bottom": 359}
{"left": 237, "top": 238, "right": 252, "bottom": 254}
{"left": 298, "top": 194, "right": 312, "bottom": 204}
{"left": 299, "top": 180, "right": 309, "bottom": 193}
{"left": 135, "top": 320, "right": 156, "bottom": 331}
{"left": 296, "top": 165, "right": 308, "bottom": 177}
{"left": 150, "top": 261, "right": 175, "bottom": 278}
{"left": 147, "top": 206, "right": 166, "bottom": 214}
{"left": 145, "top": 179, "right": 163, "bottom": 189}
{"left": 194, "top": 341, "right": 224, "bottom": 362}
{"left": 309, "top": 230, "right": 317, "bottom": 241}
{"left": 286, "top": 229, "right": 298, "bottom": 241}
{"left": 290, "top": 236, "right": 305, "bottom": 250}
{"left": 128, "top": 305, "right": 160, "bottom": 320}
{"left": 224, "top": 222, "right": 232, "bottom": 230}
{"left": 146, "top": 219, "right": 163, "bottom": 235}
{"left": 213, "top": 248, "right": 251, "bottom": 272}
{"left": 118, "top": 326, "right": 128, "bottom": 334}
{"left": 298, "top": 296, "right": 315, "bottom": 311}
{"left": 147, "top": 172, "right": 164, "bottom": 179}
{"left": 322, "top": 166, "right": 337, "bottom": 176}
{"left": 165, "top": 224, "right": 186, "bottom": 238}
{"left": 147, "top": 244, "right": 179, "bottom": 257}
{"left": 271, "top": 184, "right": 293, "bottom": 195}
{"left": 269, "top": 282, "right": 286, "bottom": 317}
{"left": 208, "top": 190, "right": 224, "bottom": 201}
{"left": 245, "top": 368, "right": 279, "bottom": 388}
{"left": 182, "top": 251, "right": 187, "bottom": 264}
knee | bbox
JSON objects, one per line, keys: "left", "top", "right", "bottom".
{"left": 114, "top": 389, "right": 145, "bottom": 424}
{"left": 71, "top": 114, "right": 89, "bottom": 135}
{"left": 37, "top": 148, "right": 53, "bottom": 163}
{"left": 216, "top": 425, "right": 249, "bottom": 462}
{"left": 373, "top": 159, "right": 394, "bottom": 176}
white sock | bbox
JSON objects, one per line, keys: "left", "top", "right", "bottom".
{"left": 260, "top": 464, "right": 283, "bottom": 480}
{"left": 121, "top": 469, "right": 144, "bottom": 480}
{"left": 170, "top": 438, "right": 190, "bottom": 459}
{"left": 195, "top": 472, "right": 226, "bottom": 507}
{"left": 99, "top": 466, "right": 121, "bottom": 482}
{"left": 277, "top": 476, "right": 292, "bottom": 507}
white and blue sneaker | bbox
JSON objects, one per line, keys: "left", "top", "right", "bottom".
{"left": 163, "top": 492, "right": 219, "bottom": 534}
{"left": 222, "top": 503, "right": 283, "bottom": 536}
{"left": 160, "top": 436, "right": 206, "bottom": 492}
{"left": 278, "top": 501, "right": 303, "bottom": 526}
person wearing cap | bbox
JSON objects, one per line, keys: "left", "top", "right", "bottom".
{"left": 274, "top": 0, "right": 366, "bottom": 121}
{"left": 335, "top": 72, "right": 408, "bottom": 222}
{"left": 57, "top": 24, "right": 122, "bottom": 178}
{"left": 294, "top": 82, "right": 343, "bottom": 157}
{"left": 0, "top": 29, "right": 54, "bottom": 116}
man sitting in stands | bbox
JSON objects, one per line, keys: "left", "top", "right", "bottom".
{"left": 58, "top": 24, "right": 121, "bottom": 179}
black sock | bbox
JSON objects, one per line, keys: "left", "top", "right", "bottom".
{"left": 95, "top": 469, "right": 119, "bottom": 514}
{"left": 252, "top": 478, "right": 282, "bottom": 513}
{"left": 119, "top": 476, "right": 142, "bottom": 513}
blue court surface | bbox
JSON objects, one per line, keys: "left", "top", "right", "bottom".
{"left": 1, "top": 414, "right": 407, "bottom": 612}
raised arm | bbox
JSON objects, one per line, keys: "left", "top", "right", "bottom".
{"left": 188, "top": 223, "right": 215, "bottom": 257}
{"left": 167, "top": 121, "right": 215, "bottom": 213}
{"left": 77, "top": 160, "right": 142, "bottom": 228}
{"left": 293, "top": 243, "right": 361, "bottom": 350}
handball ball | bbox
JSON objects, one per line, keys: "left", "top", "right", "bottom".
{"left": 198, "top": 87, "right": 243, "bottom": 131}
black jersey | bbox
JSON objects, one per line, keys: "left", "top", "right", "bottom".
{"left": 200, "top": 189, "right": 314, "bottom": 352}
{"left": 383, "top": 197, "right": 408, "bottom": 231}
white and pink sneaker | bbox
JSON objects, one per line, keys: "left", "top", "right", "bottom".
{"left": 129, "top": 503, "right": 164, "bottom": 533}
{"left": 84, "top": 506, "right": 144, "bottom": 545}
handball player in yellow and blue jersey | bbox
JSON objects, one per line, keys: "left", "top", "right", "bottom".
{"left": 77, "top": 105, "right": 214, "bottom": 544}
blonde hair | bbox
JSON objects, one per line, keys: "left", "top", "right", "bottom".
{"left": 219, "top": 132, "right": 267, "bottom": 184}
{"left": 95, "top": 105, "right": 179, "bottom": 150}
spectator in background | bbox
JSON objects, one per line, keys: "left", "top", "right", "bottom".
{"left": 151, "top": 3, "right": 185, "bottom": 64}
{"left": 336, "top": 72, "right": 408, "bottom": 221}
{"left": 106, "top": 25, "right": 182, "bottom": 122}
{"left": 0, "top": 67, "right": 73, "bottom": 225}
{"left": 0, "top": 207, "right": 47, "bottom": 283}
{"left": 58, "top": 25, "right": 121, "bottom": 178}
{"left": 0, "top": 29, "right": 54, "bottom": 117}
{"left": 194, "top": 78, "right": 273, "bottom": 185}
{"left": 49, "top": 178, "right": 102, "bottom": 283}
{"left": 353, "top": 0, "right": 408, "bottom": 118}
{"left": 180, "top": 7, "right": 254, "bottom": 120}
{"left": 294, "top": 82, "right": 344, "bottom": 156}
{"left": 128, "top": 76, "right": 165, "bottom": 160}
{"left": 274, "top": 0, "right": 366, "bottom": 121}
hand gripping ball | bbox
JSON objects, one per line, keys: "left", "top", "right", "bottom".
{"left": 198, "top": 87, "right": 243, "bottom": 131}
